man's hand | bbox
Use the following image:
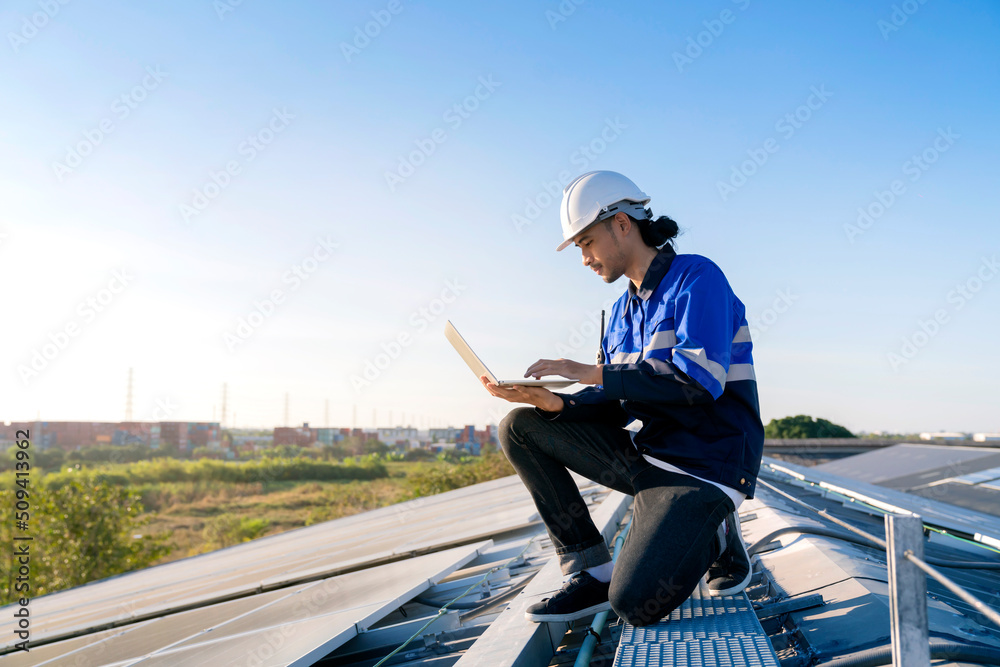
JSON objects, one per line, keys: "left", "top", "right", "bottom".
{"left": 524, "top": 359, "right": 603, "bottom": 385}
{"left": 479, "top": 375, "right": 564, "bottom": 413}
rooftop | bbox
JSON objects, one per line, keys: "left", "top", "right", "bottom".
{"left": 4, "top": 447, "right": 1000, "bottom": 666}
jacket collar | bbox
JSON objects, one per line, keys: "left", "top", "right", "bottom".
{"left": 625, "top": 245, "right": 677, "bottom": 313}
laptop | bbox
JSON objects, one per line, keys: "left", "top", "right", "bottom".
{"left": 445, "top": 320, "right": 577, "bottom": 389}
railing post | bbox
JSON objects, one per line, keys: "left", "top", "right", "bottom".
{"left": 886, "top": 513, "right": 930, "bottom": 667}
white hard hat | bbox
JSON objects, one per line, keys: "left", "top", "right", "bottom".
{"left": 557, "top": 171, "right": 651, "bottom": 251}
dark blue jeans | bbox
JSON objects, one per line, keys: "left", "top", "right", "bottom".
{"left": 499, "top": 406, "right": 735, "bottom": 626}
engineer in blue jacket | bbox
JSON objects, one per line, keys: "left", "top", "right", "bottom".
{"left": 480, "top": 170, "right": 764, "bottom": 626}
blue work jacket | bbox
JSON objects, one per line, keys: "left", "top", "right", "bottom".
{"left": 542, "top": 244, "right": 765, "bottom": 498}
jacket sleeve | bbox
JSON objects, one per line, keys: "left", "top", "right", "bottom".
{"left": 602, "top": 262, "right": 735, "bottom": 405}
{"left": 534, "top": 385, "right": 629, "bottom": 425}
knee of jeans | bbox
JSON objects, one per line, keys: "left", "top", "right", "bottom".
{"left": 609, "top": 575, "right": 687, "bottom": 627}
{"left": 499, "top": 406, "right": 539, "bottom": 454}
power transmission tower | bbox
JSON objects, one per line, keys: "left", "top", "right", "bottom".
{"left": 125, "top": 367, "right": 134, "bottom": 422}
{"left": 325, "top": 399, "right": 330, "bottom": 427}
{"left": 221, "top": 383, "right": 228, "bottom": 426}
{"left": 284, "top": 393, "right": 289, "bottom": 426}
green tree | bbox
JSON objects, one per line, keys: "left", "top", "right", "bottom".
{"left": 1, "top": 479, "right": 170, "bottom": 604}
{"left": 260, "top": 444, "right": 308, "bottom": 459}
{"left": 66, "top": 444, "right": 151, "bottom": 464}
{"left": 3, "top": 446, "right": 66, "bottom": 472}
{"left": 404, "top": 448, "right": 436, "bottom": 462}
{"left": 363, "top": 439, "right": 390, "bottom": 456}
{"left": 765, "top": 415, "right": 855, "bottom": 439}
{"left": 34, "top": 447, "right": 66, "bottom": 471}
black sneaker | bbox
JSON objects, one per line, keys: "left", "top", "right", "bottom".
{"left": 524, "top": 570, "right": 611, "bottom": 622}
{"left": 706, "top": 511, "right": 752, "bottom": 596}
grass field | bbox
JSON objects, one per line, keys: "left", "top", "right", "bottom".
{"left": 134, "top": 456, "right": 515, "bottom": 564}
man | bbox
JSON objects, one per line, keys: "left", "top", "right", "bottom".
{"left": 480, "top": 170, "right": 764, "bottom": 626}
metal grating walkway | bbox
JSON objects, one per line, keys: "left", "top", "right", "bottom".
{"left": 613, "top": 581, "right": 780, "bottom": 667}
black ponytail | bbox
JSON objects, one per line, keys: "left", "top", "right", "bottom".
{"left": 631, "top": 209, "right": 680, "bottom": 248}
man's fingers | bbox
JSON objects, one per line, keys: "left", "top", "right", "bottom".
{"left": 524, "top": 360, "right": 544, "bottom": 378}
{"left": 525, "top": 359, "right": 557, "bottom": 378}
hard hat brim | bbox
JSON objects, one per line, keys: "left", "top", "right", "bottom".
{"left": 556, "top": 219, "right": 604, "bottom": 252}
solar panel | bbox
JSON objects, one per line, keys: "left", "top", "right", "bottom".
{"left": 0, "top": 475, "right": 548, "bottom": 652}
{"left": 7, "top": 542, "right": 490, "bottom": 667}
{"left": 815, "top": 444, "right": 1000, "bottom": 485}
{"left": 952, "top": 466, "right": 1000, "bottom": 485}
{"left": 0, "top": 473, "right": 608, "bottom": 666}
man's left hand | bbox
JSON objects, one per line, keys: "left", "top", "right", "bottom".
{"left": 524, "top": 359, "right": 603, "bottom": 385}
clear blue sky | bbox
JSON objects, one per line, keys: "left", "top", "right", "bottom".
{"left": 2, "top": 0, "right": 998, "bottom": 433}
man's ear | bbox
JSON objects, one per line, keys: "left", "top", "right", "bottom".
{"left": 614, "top": 211, "right": 632, "bottom": 236}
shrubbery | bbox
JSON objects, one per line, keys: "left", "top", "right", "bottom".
{"left": 41, "top": 456, "right": 387, "bottom": 490}
{"left": 0, "top": 479, "right": 170, "bottom": 605}
{"left": 407, "top": 451, "right": 515, "bottom": 496}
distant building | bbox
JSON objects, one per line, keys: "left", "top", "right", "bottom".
{"left": 376, "top": 427, "right": 421, "bottom": 449}
{"left": 453, "top": 424, "right": 501, "bottom": 455}
{"left": 231, "top": 434, "right": 272, "bottom": 451}
{"left": 2, "top": 421, "right": 134, "bottom": 450}
{"left": 315, "top": 428, "right": 343, "bottom": 446}
{"left": 159, "top": 422, "right": 221, "bottom": 452}
{"left": 0, "top": 420, "right": 219, "bottom": 451}
{"left": 973, "top": 433, "right": 1000, "bottom": 442}
{"left": 919, "top": 432, "right": 968, "bottom": 441}
{"left": 429, "top": 427, "right": 462, "bottom": 443}
{"left": 274, "top": 423, "right": 317, "bottom": 447}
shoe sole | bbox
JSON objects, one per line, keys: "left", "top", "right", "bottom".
{"left": 708, "top": 512, "right": 752, "bottom": 597}
{"left": 707, "top": 566, "right": 752, "bottom": 596}
{"left": 524, "top": 600, "right": 612, "bottom": 623}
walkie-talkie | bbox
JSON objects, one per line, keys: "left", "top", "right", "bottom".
{"left": 596, "top": 309, "right": 605, "bottom": 364}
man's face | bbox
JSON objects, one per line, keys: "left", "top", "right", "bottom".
{"left": 574, "top": 219, "right": 627, "bottom": 284}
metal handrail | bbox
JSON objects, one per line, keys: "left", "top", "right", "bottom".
{"left": 903, "top": 550, "right": 1000, "bottom": 629}
{"left": 755, "top": 475, "right": 1000, "bottom": 667}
